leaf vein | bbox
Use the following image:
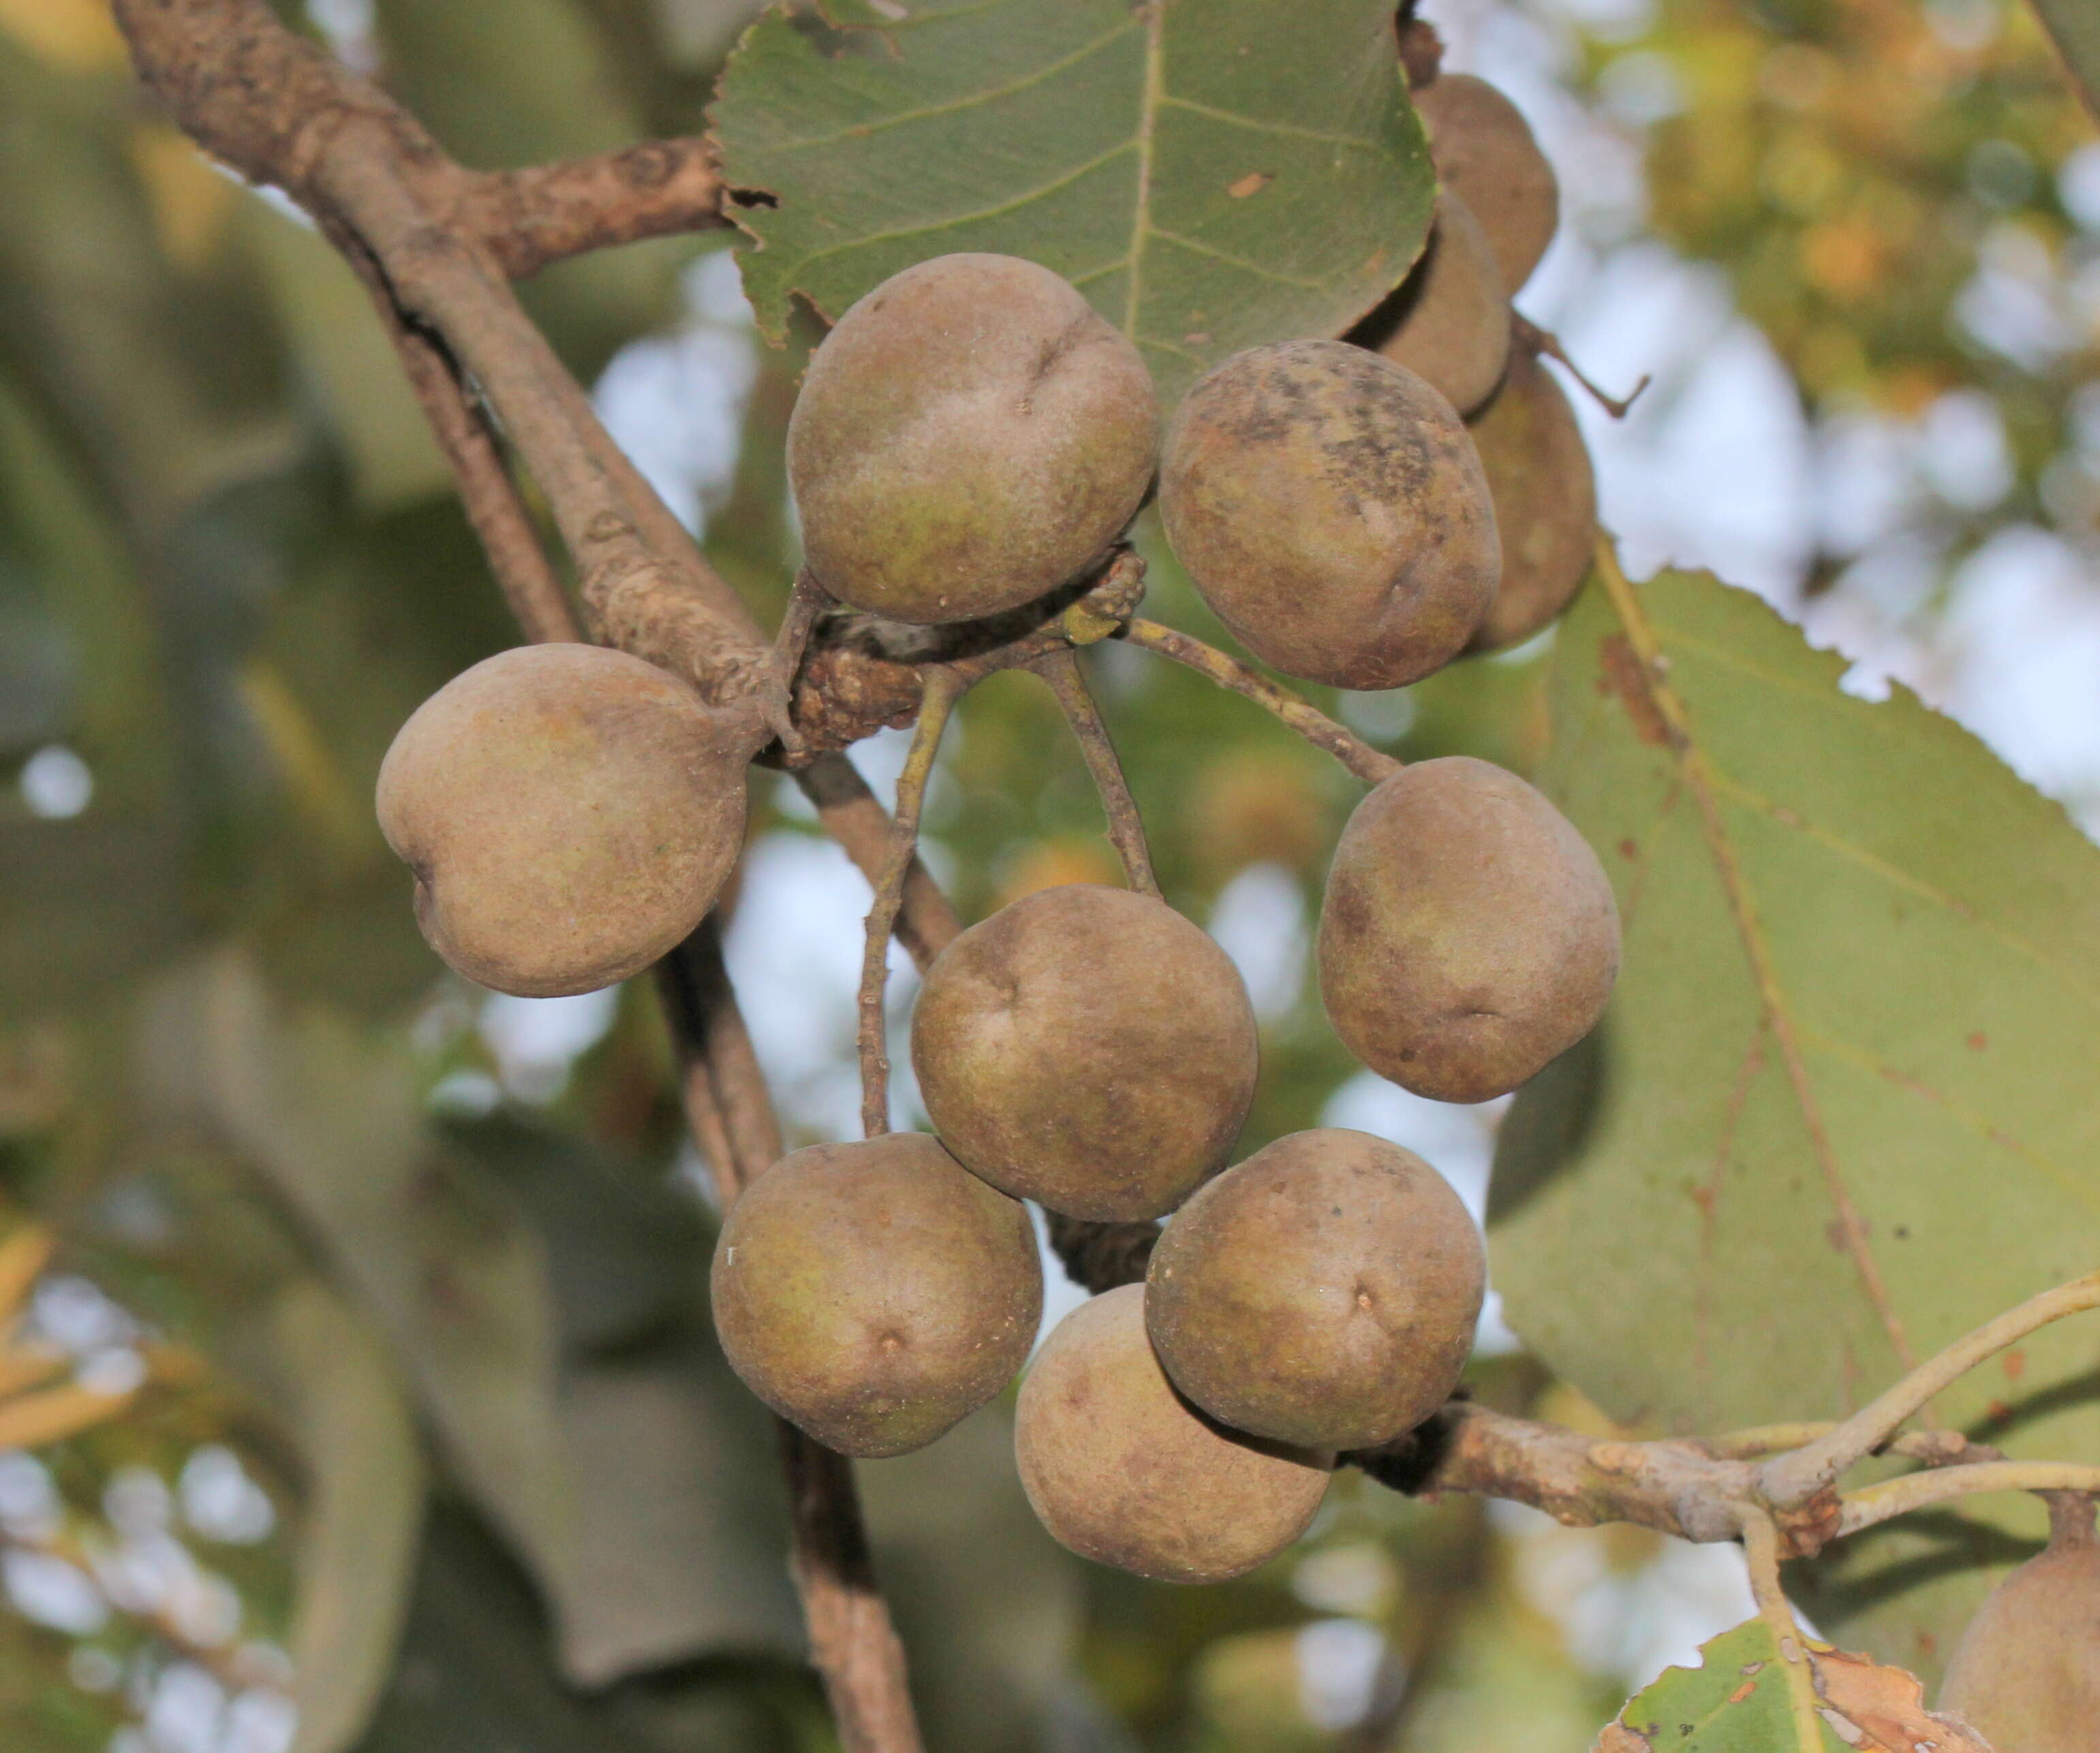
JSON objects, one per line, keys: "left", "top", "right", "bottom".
{"left": 780, "top": 140, "right": 1139, "bottom": 273}
{"left": 1595, "top": 545, "right": 1919, "bottom": 1376}
{"left": 1156, "top": 91, "right": 1385, "bottom": 149}
{"left": 1143, "top": 225, "right": 1328, "bottom": 289}
{"left": 760, "top": 16, "right": 1142, "bottom": 154}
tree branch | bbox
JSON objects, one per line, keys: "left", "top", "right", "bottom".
{"left": 463, "top": 138, "right": 731, "bottom": 279}
{"left": 1759, "top": 1271, "right": 2100, "bottom": 1506}
{"left": 110, "top": 10, "right": 925, "bottom": 1742}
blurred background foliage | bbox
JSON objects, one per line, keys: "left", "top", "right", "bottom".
{"left": 0, "top": 0, "right": 2093, "bottom": 1751}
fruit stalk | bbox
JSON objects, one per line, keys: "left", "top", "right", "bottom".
{"left": 858, "top": 668, "right": 970, "bottom": 1137}
{"left": 1030, "top": 649, "right": 1161, "bottom": 898}
{"left": 1117, "top": 619, "right": 1402, "bottom": 785}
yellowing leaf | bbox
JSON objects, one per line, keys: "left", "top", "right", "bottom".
{"left": 0, "top": 0, "right": 125, "bottom": 69}
{"left": 129, "top": 123, "right": 238, "bottom": 270}
{"left": 1600, "top": 1622, "right": 1991, "bottom": 1752}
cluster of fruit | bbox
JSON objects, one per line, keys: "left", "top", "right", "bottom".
{"left": 373, "top": 62, "right": 1624, "bottom": 1584}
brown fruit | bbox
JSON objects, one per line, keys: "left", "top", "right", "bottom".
{"left": 1415, "top": 74, "right": 1559, "bottom": 294}
{"left": 710, "top": 1133, "right": 1042, "bottom": 1459}
{"left": 1158, "top": 340, "right": 1499, "bottom": 689}
{"left": 1318, "top": 757, "right": 1619, "bottom": 1103}
{"left": 375, "top": 643, "right": 750, "bottom": 998}
{"left": 1363, "top": 193, "right": 1511, "bottom": 417}
{"left": 1466, "top": 348, "right": 1597, "bottom": 653}
{"left": 1147, "top": 1129, "right": 1483, "bottom": 1451}
{"left": 1015, "top": 1285, "right": 1331, "bottom": 1583}
{"left": 911, "top": 885, "right": 1259, "bottom": 1222}
{"left": 787, "top": 253, "right": 1158, "bottom": 624}
{"left": 1939, "top": 1498, "right": 2100, "bottom": 1751}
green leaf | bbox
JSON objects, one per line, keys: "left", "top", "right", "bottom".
{"left": 1599, "top": 1621, "right": 1984, "bottom": 1752}
{"left": 268, "top": 1282, "right": 428, "bottom": 1753}
{"left": 239, "top": 201, "right": 452, "bottom": 513}
{"left": 711, "top": 0, "right": 1432, "bottom": 400}
{"left": 136, "top": 953, "right": 580, "bottom": 1626}
{"left": 1490, "top": 564, "right": 2100, "bottom": 1671}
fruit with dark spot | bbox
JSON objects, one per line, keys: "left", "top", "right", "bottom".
{"left": 1359, "top": 192, "right": 1511, "bottom": 417}
{"left": 1466, "top": 348, "right": 1597, "bottom": 653}
{"left": 1015, "top": 1284, "right": 1331, "bottom": 1583}
{"left": 1318, "top": 757, "right": 1619, "bottom": 1102}
{"left": 1158, "top": 340, "right": 1498, "bottom": 689}
{"left": 1414, "top": 74, "right": 1560, "bottom": 293}
{"left": 788, "top": 253, "right": 1159, "bottom": 624}
{"left": 710, "top": 1133, "right": 1041, "bottom": 1459}
{"left": 1147, "top": 1129, "right": 1484, "bottom": 1450}
{"left": 375, "top": 643, "right": 751, "bottom": 998}
{"left": 1939, "top": 1495, "right": 2100, "bottom": 1750}
{"left": 912, "top": 884, "right": 1259, "bottom": 1222}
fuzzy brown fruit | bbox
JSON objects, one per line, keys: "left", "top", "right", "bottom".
{"left": 1147, "top": 1129, "right": 1484, "bottom": 1451}
{"left": 1158, "top": 340, "right": 1498, "bottom": 689}
{"left": 1414, "top": 74, "right": 1560, "bottom": 294}
{"left": 1318, "top": 757, "right": 1619, "bottom": 1103}
{"left": 1466, "top": 348, "right": 1597, "bottom": 653}
{"left": 911, "top": 884, "right": 1259, "bottom": 1222}
{"left": 1015, "top": 1285, "right": 1331, "bottom": 1583}
{"left": 710, "top": 1134, "right": 1041, "bottom": 1459}
{"left": 786, "top": 253, "right": 1158, "bottom": 625}
{"left": 1939, "top": 1497, "right": 2100, "bottom": 1751}
{"left": 1361, "top": 192, "right": 1511, "bottom": 417}
{"left": 375, "top": 643, "right": 750, "bottom": 998}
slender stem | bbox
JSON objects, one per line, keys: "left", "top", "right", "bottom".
{"left": 1838, "top": 1463, "right": 2100, "bottom": 1538}
{"left": 1760, "top": 1271, "right": 2100, "bottom": 1506}
{"left": 1739, "top": 1507, "right": 1827, "bottom": 1746}
{"left": 1031, "top": 649, "right": 1160, "bottom": 898}
{"left": 796, "top": 755, "right": 963, "bottom": 972}
{"left": 1511, "top": 315, "right": 1650, "bottom": 420}
{"left": 1699, "top": 1423, "right": 2001, "bottom": 1468}
{"left": 859, "top": 670, "right": 969, "bottom": 1137}
{"left": 1120, "top": 618, "right": 1402, "bottom": 786}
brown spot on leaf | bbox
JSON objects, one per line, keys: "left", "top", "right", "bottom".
{"left": 1227, "top": 171, "right": 1273, "bottom": 198}
{"left": 1966, "top": 1031, "right": 1988, "bottom": 1051}
{"left": 1618, "top": 837, "right": 1639, "bottom": 861}
{"left": 1599, "top": 634, "right": 1671, "bottom": 747}
{"left": 2003, "top": 1348, "right": 2026, "bottom": 1382}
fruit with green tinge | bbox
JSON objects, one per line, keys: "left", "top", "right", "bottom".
{"left": 1414, "top": 73, "right": 1560, "bottom": 293}
{"left": 787, "top": 252, "right": 1158, "bottom": 625}
{"left": 911, "top": 884, "right": 1259, "bottom": 1222}
{"left": 1159, "top": 339, "right": 1498, "bottom": 689}
{"left": 375, "top": 643, "right": 750, "bottom": 999}
{"left": 1147, "top": 1129, "right": 1484, "bottom": 1451}
{"left": 1939, "top": 1496, "right": 2100, "bottom": 1752}
{"left": 711, "top": 1133, "right": 1041, "bottom": 1459}
{"left": 1015, "top": 1285, "right": 1331, "bottom": 1584}
{"left": 1361, "top": 191, "right": 1511, "bottom": 417}
{"left": 1466, "top": 347, "right": 1597, "bottom": 653}
{"left": 1318, "top": 757, "right": 1619, "bottom": 1103}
